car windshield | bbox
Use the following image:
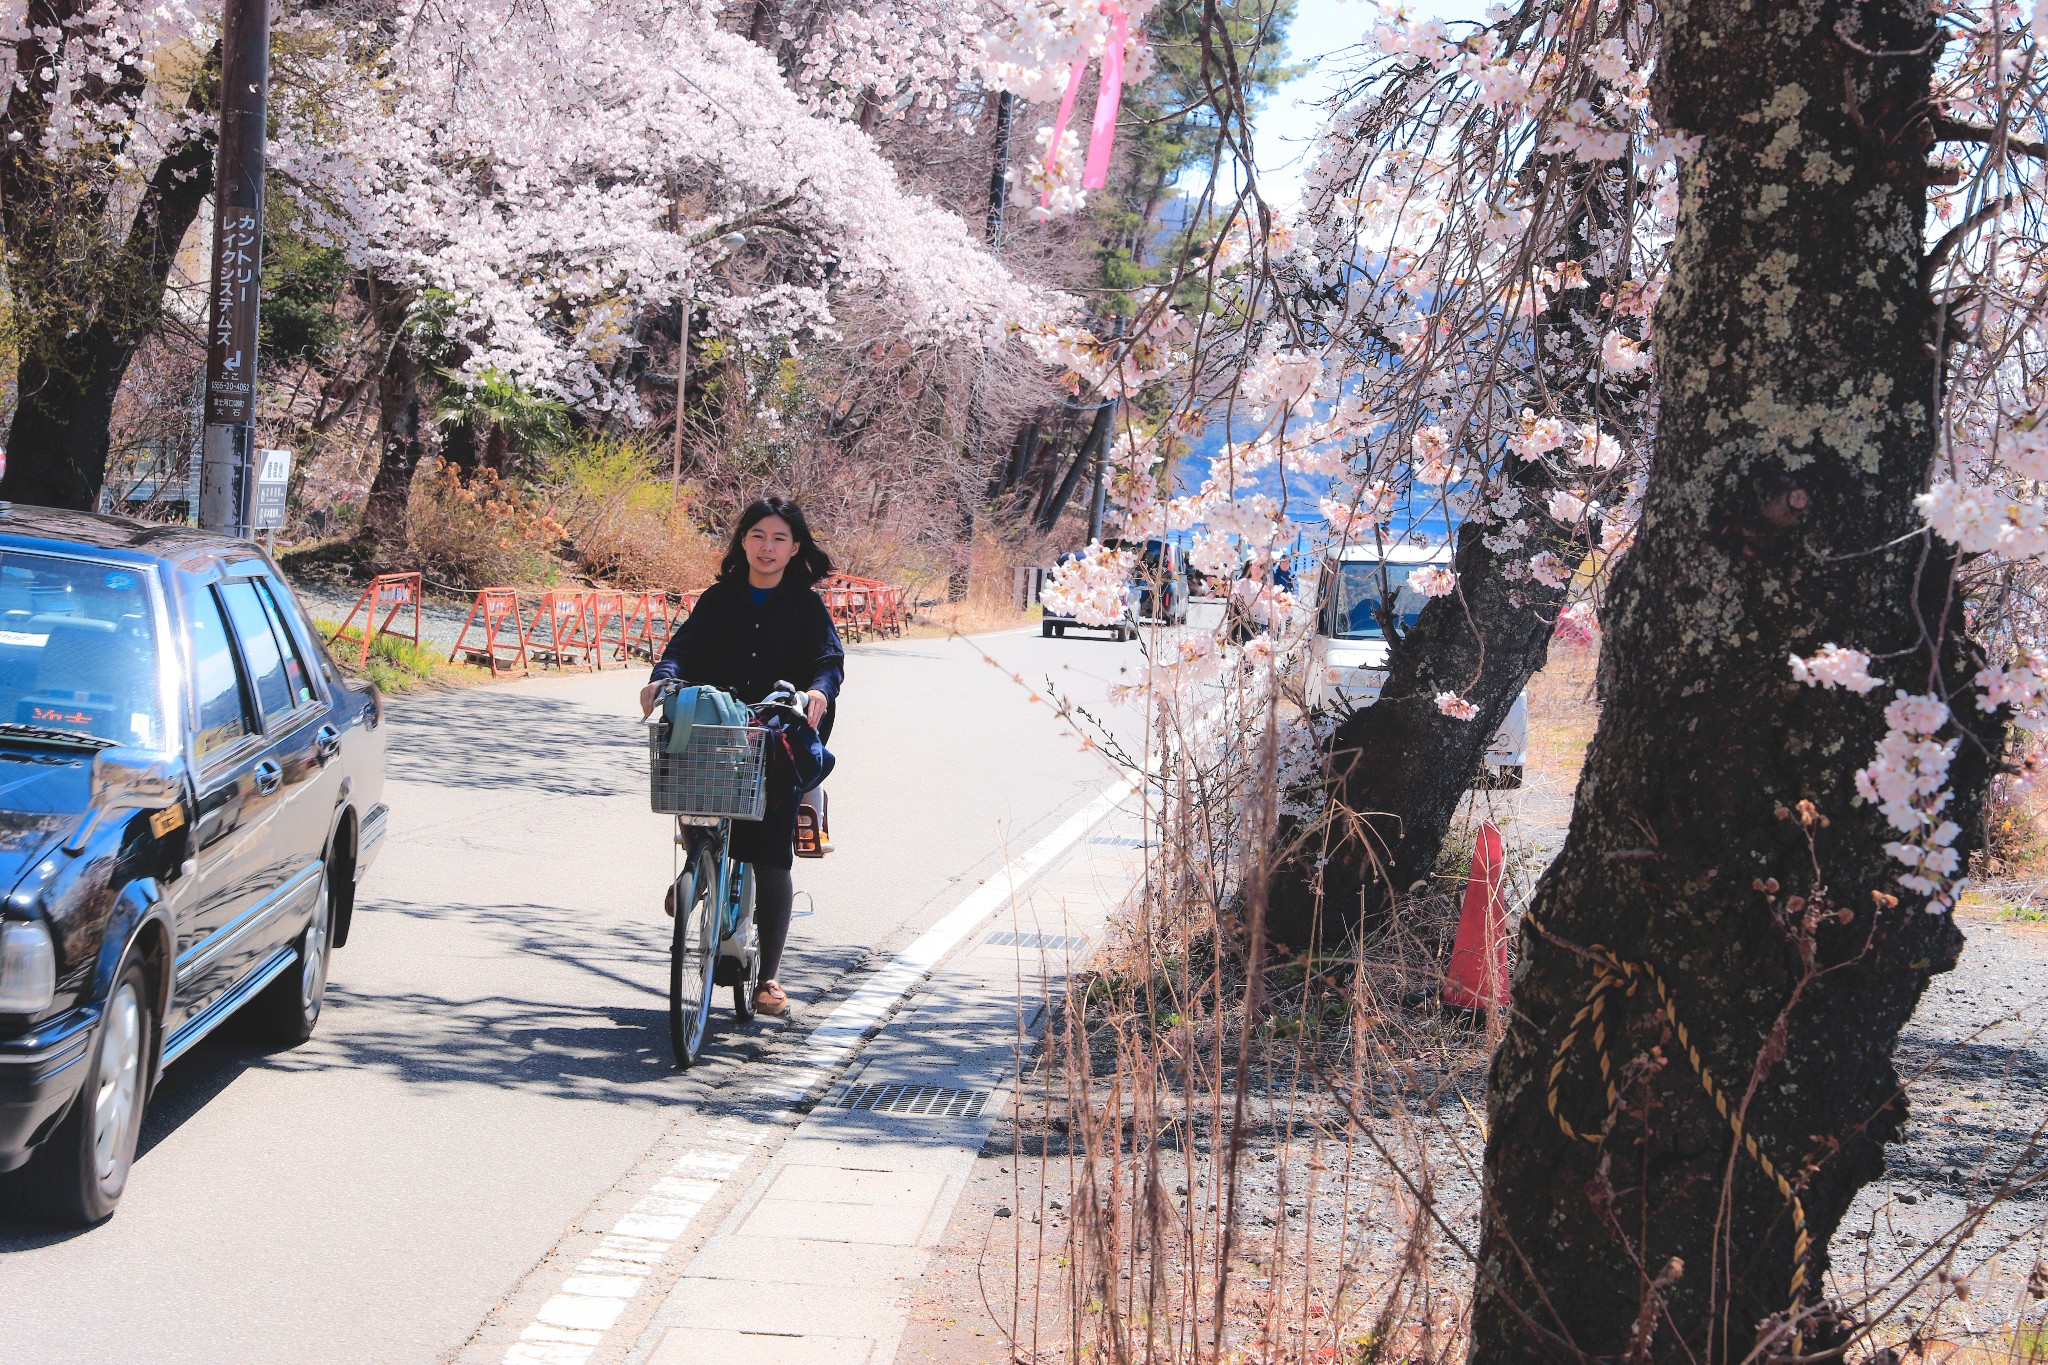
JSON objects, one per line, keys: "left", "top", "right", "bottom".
{"left": 1322, "top": 561, "right": 1431, "bottom": 640}
{"left": 0, "top": 552, "right": 164, "bottom": 750}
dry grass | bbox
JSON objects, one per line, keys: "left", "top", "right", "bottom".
{"left": 900, "top": 534, "right": 1046, "bottom": 639}
{"left": 968, "top": 630, "right": 2048, "bottom": 1365}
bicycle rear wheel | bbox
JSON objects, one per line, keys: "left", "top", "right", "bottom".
{"left": 728, "top": 863, "right": 759, "bottom": 1021}
{"left": 669, "top": 836, "right": 719, "bottom": 1068}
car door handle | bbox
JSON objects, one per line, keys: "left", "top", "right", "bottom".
{"left": 253, "top": 759, "right": 283, "bottom": 795}
{"left": 314, "top": 725, "right": 342, "bottom": 765}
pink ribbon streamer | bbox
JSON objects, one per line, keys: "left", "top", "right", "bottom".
{"left": 1039, "top": 2, "right": 1128, "bottom": 207}
{"left": 1082, "top": 5, "right": 1127, "bottom": 190}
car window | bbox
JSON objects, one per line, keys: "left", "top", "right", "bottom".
{"left": 1326, "top": 562, "right": 1427, "bottom": 641}
{"left": 254, "top": 580, "right": 318, "bottom": 709}
{"left": 218, "top": 580, "right": 296, "bottom": 726}
{"left": 0, "top": 553, "right": 166, "bottom": 750}
{"left": 188, "top": 587, "right": 252, "bottom": 760}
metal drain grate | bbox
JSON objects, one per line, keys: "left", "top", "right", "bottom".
{"left": 833, "top": 1082, "right": 991, "bottom": 1118}
{"left": 984, "top": 931, "right": 1089, "bottom": 949}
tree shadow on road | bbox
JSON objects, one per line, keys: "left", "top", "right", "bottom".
{"left": 385, "top": 687, "right": 643, "bottom": 798}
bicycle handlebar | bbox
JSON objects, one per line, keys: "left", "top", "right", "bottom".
{"left": 650, "top": 678, "right": 810, "bottom": 723}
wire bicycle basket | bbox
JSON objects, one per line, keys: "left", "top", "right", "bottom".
{"left": 649, "top": 721, "right": 768, "bottom": 820}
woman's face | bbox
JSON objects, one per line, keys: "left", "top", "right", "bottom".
{"left": 743, "top": 515, "right": 798, "bottom": 582}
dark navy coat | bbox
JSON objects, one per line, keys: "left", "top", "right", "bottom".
{"left": 649, "top": 578, "right": 844, "bottom": 867}
{"left": 650, "top": 579, "right": 845, "bottom": 727}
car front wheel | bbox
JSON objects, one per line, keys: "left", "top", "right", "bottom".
{"left": 252, "top": 865, "right": 332, "bottom": 1046}
{"left": 4, "top": 958, "right": 153, "bottom": 1226}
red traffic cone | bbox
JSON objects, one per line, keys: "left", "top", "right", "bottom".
{"left": 1441, "top": 820, "right": 1509, "bottom": 1012}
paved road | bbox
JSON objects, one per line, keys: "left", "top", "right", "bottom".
{"left": 0, "top": 614, "right": 1198, "bottom": 1363}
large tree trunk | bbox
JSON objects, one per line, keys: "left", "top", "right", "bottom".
{"left": 1471, "top": 2, "right": 1990, "bottom": 1359}
{"left": 1271, "top": 166, "right": 1613, "bottom": 944}
{"left": 363, "top": 341, "right": 424, "bottom": 547}
{"left": 0, "top": 30, "right": 217, "bottom": 511}
{"left": 1037, "top": 402, "right": 1115, "bottom": 534}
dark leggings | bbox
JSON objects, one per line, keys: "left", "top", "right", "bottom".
{"left": 753, "top": 865, "right": 793, "bottom": 983}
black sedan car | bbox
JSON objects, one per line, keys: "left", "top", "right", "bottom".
{"left": 0, "top": 506, "right": 386, "bottom": 1225}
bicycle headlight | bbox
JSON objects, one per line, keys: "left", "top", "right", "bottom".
{"left": 0, "top": 919, "right": 55, "bottom": 1014}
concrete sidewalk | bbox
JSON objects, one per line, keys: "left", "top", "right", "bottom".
{"left": 621, "top": 796, "right": 1147, "bottom": 1365}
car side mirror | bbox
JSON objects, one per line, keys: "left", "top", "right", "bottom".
{"left": 65, "top": 748, "right": 183, "bottom": 854}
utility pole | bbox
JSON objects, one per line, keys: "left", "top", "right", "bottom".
{"left": 197, "top": 0, "right": 271, "bottom": 535}
{"left": 949, "top": 93, "right": 1019, "bottom": 601}
{"left": 671, "top": 296, "right": 688, "bottom": 499}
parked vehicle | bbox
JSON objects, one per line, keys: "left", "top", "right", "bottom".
{"left": 1119, "top": 538, "right": 1189, "bottom": 626}
{"left": 0, "top": 506, "right": 387, "bottom": 1226}
{"left": 1306, "top": 544, "right": 1528, "bottom": 787}
{"left": 1040, "top": 538, "right": 1188, "bottom": 640}
{"left": 1040, "top": 550, "right": 1137, "bottom": 641}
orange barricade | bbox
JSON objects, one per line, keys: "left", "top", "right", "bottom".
{"left": 583, "top": 590, "right": 627, "bottom": 669}
{"left": 818, "top": 574, "right": 907, "bottom": 639}
{"left": 523, "top": 591, "right": 596, "bottom": 669}
{"left": 448, "top": 588, "right": 528, "bottom": 677}
{"left": 328, "top": 572, "right": 423, "bottom": 668}
{"left": 876, "top": 584, "right": 906, "bottom": 635}
{"left": 818, "top": 583, "right": 864, "bottom": 642}
{"left": 619, "top": 592, "right": 673, "bottom": 662}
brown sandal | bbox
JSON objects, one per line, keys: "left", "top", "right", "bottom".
{"left": 754, "top": 981, "right": 789, "bottom": 1017}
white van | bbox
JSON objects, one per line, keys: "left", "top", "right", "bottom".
{"left": 1306, "top": 544, "right": 1529, "bottom": 787}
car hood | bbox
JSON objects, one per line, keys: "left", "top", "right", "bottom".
{"left": 1325, "top": 639, "right": 1391, "bottom": 669}
{"left": 0, "top": 750, "right": 96, "bottom": 895}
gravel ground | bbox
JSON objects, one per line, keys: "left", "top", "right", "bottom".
{"left": 1827, "top": 913, "right": 2048, "bottom": 1341}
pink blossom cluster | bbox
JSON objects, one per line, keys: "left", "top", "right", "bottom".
{"left": 1976, "top": 649, "right": 2048, "bottom": 738}
{"left": 1788, "top": 645, "right": 1883, "bottom": 694}
{"left": 1554, "top": 601, "right": 1601, "bottom": 645}
{"left": 1410, "top": 565, "right": 1458, "bottom": 598}
{"left": 1854, "top": 693, "right": 1964, "bottom": 910}
{"left": 1039, "top": 542, "right": 1136, "bottom": 627}
{"left": 1435, "top": 692, "right": 1480, "bottom": 721}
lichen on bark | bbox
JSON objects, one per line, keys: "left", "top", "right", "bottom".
{"left": 1471, "top": 0, "right": 1998, "bottom": 1359}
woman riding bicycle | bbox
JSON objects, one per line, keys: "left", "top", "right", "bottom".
{"left": 639, "top": 496, "right": 844, "bottom": 1018}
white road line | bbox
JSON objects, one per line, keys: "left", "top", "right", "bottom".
{"left": 751, "top": 777, "right": 1136, "bottom": 1104}
{"left": 504, "top": 1126, "right": 763, "bottom": 1364}
{"left": 498, "top": 777, "right": 1135, "bottom": 1364}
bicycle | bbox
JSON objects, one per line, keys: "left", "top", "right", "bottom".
{"left": 646, "top": 680, "right": 807, "bottom": 1067}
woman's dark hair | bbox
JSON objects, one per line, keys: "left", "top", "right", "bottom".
{"left": 718, "top": 496, "right": 834, "bottom": 587}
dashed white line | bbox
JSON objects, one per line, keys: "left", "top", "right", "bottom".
{"left": 498, "top": 777, "right": 1136, "bottom": 1364}
{"left": 503, "top": 1127, "right": 761, "bottom": 1364}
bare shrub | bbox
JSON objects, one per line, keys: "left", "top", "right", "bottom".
{"left": 540, "top": 437, "right": 722, "bottom": 592}
{"left": 985, "top": 637, "right": 2048, "bottom": 1365}
{"left": 403, "top": 460, "right": 564, "bottom": 589}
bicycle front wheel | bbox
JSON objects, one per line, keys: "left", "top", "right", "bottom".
{"left": 669, "top": 836, "right": 719, "bottom": 1068}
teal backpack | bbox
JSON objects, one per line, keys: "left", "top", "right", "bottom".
{"left": 662, "top": 684, "right": 752, "bottom": 754}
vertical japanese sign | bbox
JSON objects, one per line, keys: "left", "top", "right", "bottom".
{"left": 197, "top": 0, "right": 272, "bottom": 536}
{"left": 204, "top": 207, "right": 262, "bottom": 425}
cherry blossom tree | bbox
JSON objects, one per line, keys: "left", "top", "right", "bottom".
{"left": 0, "top": 0, "right": 219, "bottom": 509}
{"left": 1459, "top": 0, "right": 2015, "bottom": 1354}
{"left": 1041, "top": 0, "right": 2047, "bottom": 1353}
